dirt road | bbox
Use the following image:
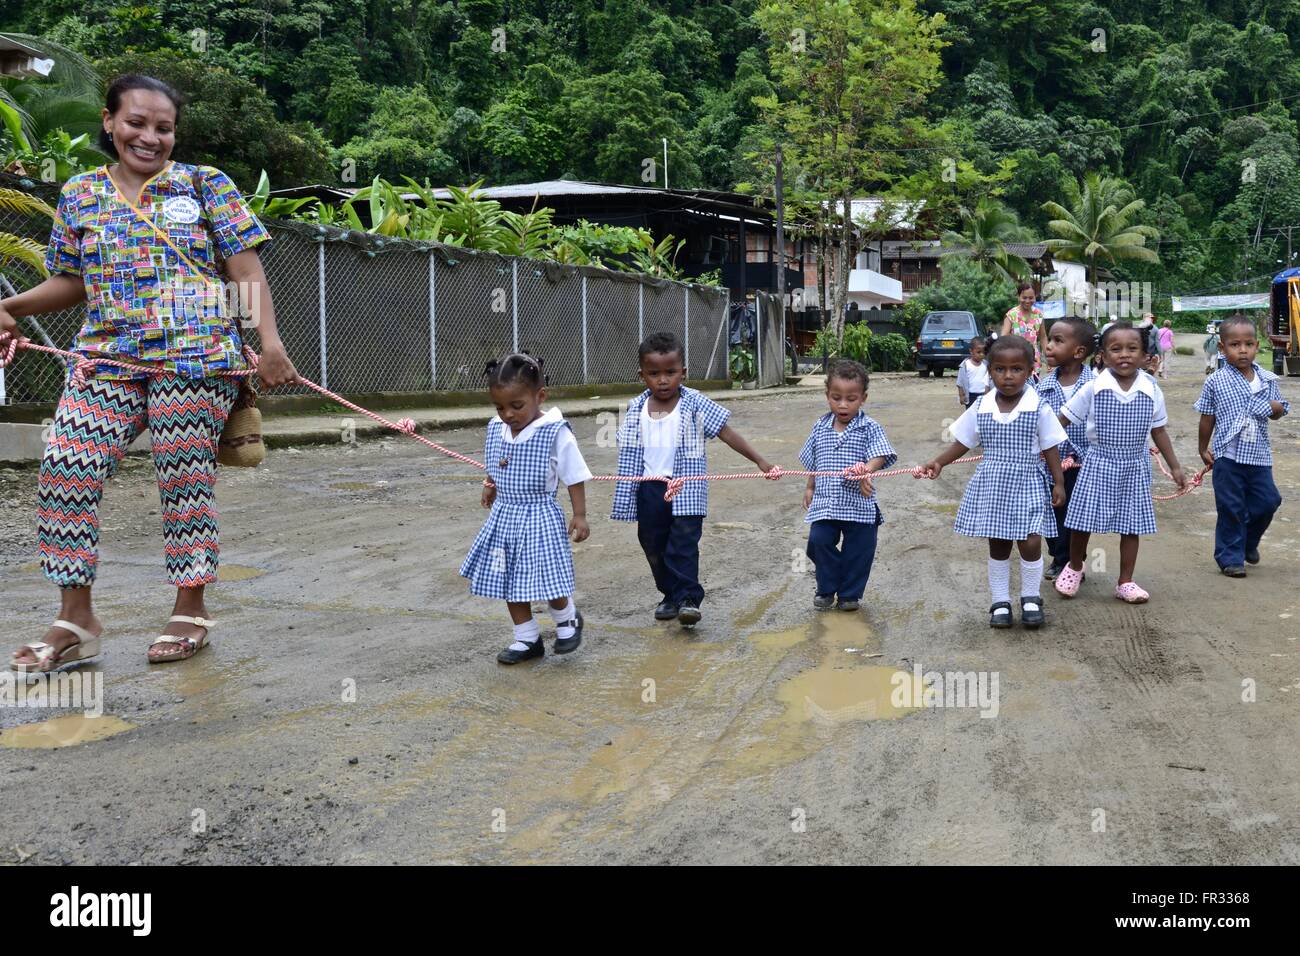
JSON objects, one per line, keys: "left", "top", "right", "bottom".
{"left": 2, "top": 369, "right": 1297, "bottom": 864}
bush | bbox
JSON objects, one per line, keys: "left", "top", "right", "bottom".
{"left": 866, "top": 333, "right": 913, "bottom": 372}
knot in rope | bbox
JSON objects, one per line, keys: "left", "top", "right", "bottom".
{"left": 395, "top": 417, "right": 417, "bottom": 435}
{"left": 663, "top": 477, "right": 688, "bottom": 502}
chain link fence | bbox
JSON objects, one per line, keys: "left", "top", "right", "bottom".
{"left": 0, "top": 173, "right": 730, "bottom": 406}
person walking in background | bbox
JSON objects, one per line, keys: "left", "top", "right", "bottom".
{"left": 1157, "top": 319, "right": 1175, "bottom": 378}
{"left": 1001, "top": 281, "right": 1044, "bottom": 379}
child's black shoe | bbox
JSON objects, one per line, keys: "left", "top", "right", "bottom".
{"left": 989, "top": 602, "right": 1013, "bottom": 628}
{"left": 1020, "top": 596, "right": 1045, "bottom": 629}
{"left": 1221, "top": 564, "right": 1247, "bottom": 578}
{"left": 677, "top": 604, "right": 702, "bottom": 626}
{"left": 837, "top": 599, "right": 860, "bottom": 612}
{"left": 813, "top": 594, "right": 835, "bottom": 611}
{"left": 1043, "top": 560, "right": 1066, "bottom": 581}
{"left": 553, "top": 612, "right": 583, "bottom": 654}
{"left": 497, "top": 639, "right": 544, "bottom": 665}
{"left": 654, "top": 600, "right": 680, "bottom": 620}
{"left": 1245, "top": 548, "right": 1260, "bottom": 565}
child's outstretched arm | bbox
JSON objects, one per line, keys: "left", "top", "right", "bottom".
{"left": 717, "top": 424, "right": 776, "bottom": 475}
{"left": 567, "top": 482, "right": 590, "bottom": 542}
{"left": 1150, "top": 426, "right": 1187, "bottom": 489}
{"left": 919, "top": 441, "right": 970, "bottom": 480}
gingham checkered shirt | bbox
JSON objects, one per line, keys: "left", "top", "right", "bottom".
{"left": 799, "top": 412, "right": 897, "bottom": 524}
{"left": 1194, "top": 363, "right": 1290, "bottom": 466}
{"left": 611, "top": 386, "right": 731, "bottom": 519}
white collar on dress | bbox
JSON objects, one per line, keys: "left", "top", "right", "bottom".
{"left": 1094, "top": 368, "right": 1156, "bottom": 398}
{"left": 492, "top": 405, "right": 563, "bottom": 442}
{"left": 976, "top": 388, "right": 1040, "bottom": 415}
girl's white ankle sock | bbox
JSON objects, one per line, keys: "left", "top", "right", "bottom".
{"left": 508, "top": 619, "right": 540, "bottom": 651}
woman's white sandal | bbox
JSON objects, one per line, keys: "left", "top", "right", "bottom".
{"left": 148, "top": 615, "right": 215, "bottom": 663}
{"left": 10, "top": 619, "right": 102, "bottom": 675}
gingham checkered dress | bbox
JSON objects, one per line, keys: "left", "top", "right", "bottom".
{"left": 460, "top": 419, "right": 576, "bottom": 601}
{"left": 1064, "top": 390, "right": 1158, "bottom": 535}
{"left": 1037, "top": 365, "right": 1095, "bottom": 463}
{"left": 954, "top": 407, "right": 1057, "bottom": 540}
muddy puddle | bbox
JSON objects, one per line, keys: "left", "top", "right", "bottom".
{"left": 0, "top": 714, "right": 134, "bottom": 749}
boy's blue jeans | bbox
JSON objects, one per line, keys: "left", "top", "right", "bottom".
{"left": 1211, "top": 456, "right": 1282, "bottom": 568}
{"left": 637, "top": 480, "right": 705, "bottom": 606}
{"left": 806, "top": 519, "right": 880, "bottom": 602}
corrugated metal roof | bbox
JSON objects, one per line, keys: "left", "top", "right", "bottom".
{"left": 889, "top": 242, "right": 1049, "bottom": 260}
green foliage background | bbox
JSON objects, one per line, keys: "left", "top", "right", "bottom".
{"left": 9, "top": 0, "right": 1300, "bottom": 299}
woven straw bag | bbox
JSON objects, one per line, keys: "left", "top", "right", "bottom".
{"left": 218, "top": 380, "right": 265, "bottom": 467}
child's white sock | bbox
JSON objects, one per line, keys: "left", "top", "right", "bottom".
{"left": 988, "top": 557, "right": 1011, "bottom": 604}
{"left": 508, "top": 619, "right": 540, "bottom": 651}
{"left": 1020, "top": 557, "right": 1044, "bottom": 602}
{"left": 550, "top": 599, "right": 576, "bottom": 639}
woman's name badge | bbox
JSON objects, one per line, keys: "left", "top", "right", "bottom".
{"left": 163, "top": 195, "right": 201, "bottom": 224}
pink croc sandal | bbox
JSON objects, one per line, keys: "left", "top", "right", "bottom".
{"left": 1114, "top": 582, "right": 1149, "bottom": 604}
{"left": 1054, "top": 564, "right": 1085, "bottom": 598}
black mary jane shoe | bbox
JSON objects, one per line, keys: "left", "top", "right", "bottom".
{"left": 1245, "top": 548, "right": 1260, "bottom": 565}
{"left": 813, "top": 594, "right": 836, "bottom": 611}
{"left": 1020, "top": 596, "right": 1045, "bottom": 629}
{"left": 553, "top": 612, "right": 584, "bottom": 654}
{"left": 989, "top": 601, "right": 1013, "bottom": 629}
{"left": 677, "top": 604, "right": 702, "bottom": 626}
{"left": 654, "top": 600, "right": 680, "bottom": 621}
{"left": 497, "top": 639, "right": 544, "bottom": 665}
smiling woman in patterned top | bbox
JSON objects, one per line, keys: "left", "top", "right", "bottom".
{"left": 0, "top": 74, "right": 298, "bottom": 673}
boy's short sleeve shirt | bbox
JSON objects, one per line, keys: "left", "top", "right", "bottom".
{"left": 1194, "top": 363, "right": 1288, "bottom": 466}
{"left": 799, "top": 411, "right": 897, "bottom": 524}
{"left": 611, "top": 386, "right": 731, "bottom": 520}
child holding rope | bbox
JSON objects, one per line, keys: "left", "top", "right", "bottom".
{"left": 1038, "top": 317, "right": 1097, "bottom": 581}
{"left": 460, "top": 353, "right": 591, "bottom": 664}
{"left": 1194, "top": 315, "right": 1289, "bottom": 577}
{"left": 611, "top": 332, "right": 775, "bottom": 628}
{"left": 1053, "top": 321, "right": 1187, "bottom": 604}
{"left": 800, "top": 359, "right": 897, "bottom": 612}
{"left": 920, "top": 335, "right": 1066, "bottom": 629}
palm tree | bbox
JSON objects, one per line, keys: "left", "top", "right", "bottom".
{"left": 1041, "top": 173, "right": 1160, "bottom": 291}
{"left": 0, "top": 186, "right": 55, "bottom": 275}
{"left": 940, "top": 197, "right": 1032, "bottom": 282}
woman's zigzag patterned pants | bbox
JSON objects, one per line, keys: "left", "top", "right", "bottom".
{"left": 37, "top": 375, "right": 239, "bottom": 588}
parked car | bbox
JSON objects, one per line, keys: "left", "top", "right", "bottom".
{"left": 914, "top": 310, "right": 980, "bottom": 377}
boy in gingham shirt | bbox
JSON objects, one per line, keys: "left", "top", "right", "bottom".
{"left": 1194, "top": 315, "right": 1290, "bottom": 576}
{"left": 800, "top": 359, "right": 897, "bottom": 611}
{"left": 612, "top": 332, "right": 775, "bottom": 627}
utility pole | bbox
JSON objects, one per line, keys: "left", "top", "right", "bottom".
{"left": 775, "top": 142, "right": 786, "bottom": 311}
{"left": 662, "top": 138, "right": 668, "bottom": 190}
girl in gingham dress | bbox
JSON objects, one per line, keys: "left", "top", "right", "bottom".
{"left": 460, "top": 353, "right": 592, "bottom": 664}
{"left": 1053, "top": 322, "right": 1187, "bottom": 604}
{"left": 921, "top": 336, "right": 1067, "bottom": 629}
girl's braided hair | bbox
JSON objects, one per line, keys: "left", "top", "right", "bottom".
{"left": 484, "top": 351, "right": 548, "bottom": 389}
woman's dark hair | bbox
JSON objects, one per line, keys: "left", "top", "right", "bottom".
{"left": 1015, "top": 280, "right": 1035, "bottom": 295}
{"left": 987, "top": 334, "right": 1034, "bottom": 366}
{"left": 638, "top": 331, "right": 685, "bottom": 365}
{"left": 825, "top": 358, "right": 869, "bottom": 392}
{"left": 1100, "top": 320, "right": 1141, "bottom": 350}
{"left": 484, "top": 351, "right": 547, "bottom": 390}
{"left": 99, "top": 75, "right": 184, "bottom": 158}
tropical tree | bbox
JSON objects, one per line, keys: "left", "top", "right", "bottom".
{"left": 0, "top": 186, "right": 54, "bottom": 275}
{"left": 940, "top": 197, "right": 1032, "bottom": 282}
{"left": 1042, "top": 173, "right": 1160, "bottom": 291}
